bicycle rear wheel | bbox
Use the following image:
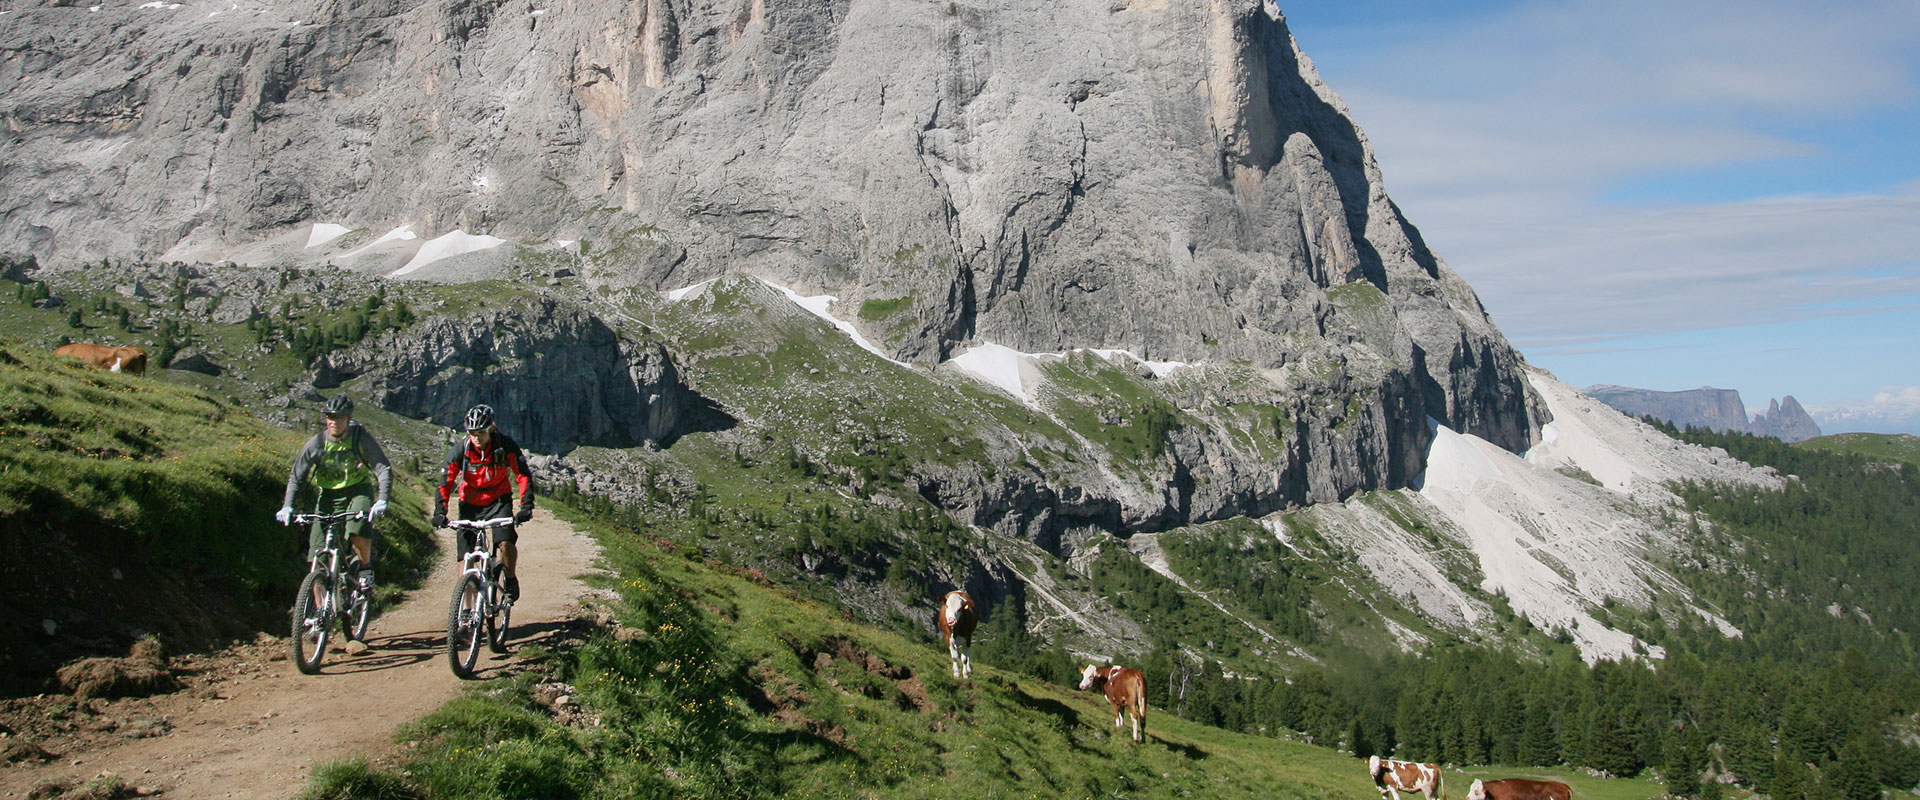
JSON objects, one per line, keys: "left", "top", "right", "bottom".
{"left": 484, "top": 564, "right": 510, "bottom": 653}
{"left": 486, "top": 585, "right": 512, "bottom": 654}
{"left": 291, "top": 570, "right": 332, "bottom": 674}
{"left": 342, "top": 581, "right": 372, "bottom": 643}
{"left": 447, "top": 573, "right": 485, "bottom": 678}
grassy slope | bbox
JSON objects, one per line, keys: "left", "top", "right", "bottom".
{"left": 311, "top": 497, "right": 1669, "bottom": 800}
{"left": 0, "top": 339, "right": 439, "bottom": 692}
{"left": 1794, "top": 432, "right": 1920, "bottom": 467}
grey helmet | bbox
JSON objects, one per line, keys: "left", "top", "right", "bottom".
{"left": 463, "top": 404, "right": 495, "bottom": 432}
{"left": 321, "top": 395, "right": 354, "bottom": 417}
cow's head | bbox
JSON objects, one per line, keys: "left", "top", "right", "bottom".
{"left": 1368, "top": 754, "right": 1383, "bottom": 778}
{"left": 1078, "top": 664, "right": 1106, "bottom": 690}
{"left": 1466, "top": 779, "right": 1487, "bottom": 800}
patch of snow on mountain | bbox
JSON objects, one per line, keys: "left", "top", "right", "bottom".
{"left": 390, "top": 230, "right": 507, "bottom": 276}
{"left": 950, "top": 343, "right": 1035, "bottom": 402}
{"left": 664, "top": 279, "right": 715, "bottom": 302}
{"left": 756, "top": 278, "right": 908, "bottom": 368}
{"left": 1087, "top": 349, "right": 1191, "bottom": 377}
{"left": 337, "top": 225, "right": 417, "bottom": 259}
{"left": 305, "top": 223, "right": 352, "bottom": 249}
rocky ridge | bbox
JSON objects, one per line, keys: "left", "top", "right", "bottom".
{"left": 1, "top": 0, "right": 1544, "bottom": 466}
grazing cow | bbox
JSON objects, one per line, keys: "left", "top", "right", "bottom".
{"left": 53, "top": 343, "right": 147, "bottom": 376}
{"left": 1466, "top": 778, "right": 1570, "bottom": 800}
{"left": 1078, "top": 664, "right": 1147, "bottom": 743}
{"left": 1369, "top": 755, "right": 1445, "bottom": 800}
{"left": 937, "top": 590, "right": 978, "bottom": 679}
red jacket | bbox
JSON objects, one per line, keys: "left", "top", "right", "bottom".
{"left": 438, "top": 430, "right": 534, "bottom": 509}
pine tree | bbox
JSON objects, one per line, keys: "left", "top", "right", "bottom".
{"left": 1664, "top": 726, "right": 1706, "bottom": 798}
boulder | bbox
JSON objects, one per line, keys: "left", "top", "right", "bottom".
{"left": 165, "top": 347, "right": 223, "bottom": 376}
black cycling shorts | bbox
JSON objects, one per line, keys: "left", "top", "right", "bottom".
{"left": 455, "top": 498, "right": 519, "bottom": 558}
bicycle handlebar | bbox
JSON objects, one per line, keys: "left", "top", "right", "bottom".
{"left": 446, "top": 517, "right": 517, "bottom": 530}
{"left": 290, "top": 510, "right": 368, "bottom": 525}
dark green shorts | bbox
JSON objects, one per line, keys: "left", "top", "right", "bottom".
{"left": 308, "top": 484, "right": 375, "bottom": 557}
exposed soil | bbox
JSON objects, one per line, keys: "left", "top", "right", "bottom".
{"left": 0, "top": 512, "right": 602, "bottom": 799}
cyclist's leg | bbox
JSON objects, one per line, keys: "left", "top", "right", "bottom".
{"left": 456, "top": 501, "right": 486, "bottom": 562}
{"left": 309, "top": 491, "right": 349, "bottom": 560}
{"left": 341, "top": 487, "right": 375, "bottom": 569}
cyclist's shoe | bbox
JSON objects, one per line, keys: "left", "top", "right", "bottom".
{"left": 357, "top": 568, "right": 375, "bottom": 593}
{"left": 506, "top": 576, "right": 521, "bottom": 602}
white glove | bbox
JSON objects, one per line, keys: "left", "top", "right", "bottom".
{"left": 275, "top": 506, "right": 294, "bottom": 525}
{"left": 368, "top": 500, "right": 388, "bottom": 520}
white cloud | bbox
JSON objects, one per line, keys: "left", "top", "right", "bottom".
{"left": 1310, "top": 1, "right": 1920, "bottom": 347}
{"left": 1805, "top": 386, "right": 1920, "bottom": 435}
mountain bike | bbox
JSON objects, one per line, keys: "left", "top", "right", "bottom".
{"left": 444, "top": 517, "right": 517, "bottom": 679}
{"left": 287, "top": 510, "right": 373, "bottom": 674}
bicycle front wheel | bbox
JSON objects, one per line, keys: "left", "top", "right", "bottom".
{"left": 447, "top": 573, "right": 485, "bottom": 679}
{"left": 291, "top": 570, "right": 332, "bottom": 674}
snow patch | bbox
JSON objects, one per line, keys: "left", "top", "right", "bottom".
{"left": 336, "top": 225, "right": 417, "bottom": 260}
{"left": 1088, "top": 348, "right": 1191, "bottom": 377}
{"left": 757, "top": 278, "right": 909, "bottom": 367}
{"left": 945, "top": 344, "right": 1194, "bottom": 404}
{"left": 663, "top": 279, "right": 715, "bottom": 302}
{"left": 137, "top": 2, "right": 182, "bottom": 8}
{"left": 950, "top": 343, "right": 1035, "bottom": 402}
{"left": 305, "top": 223, "right": 352, "bottom": 249}
{"left": 391, "top": 230, "right": 508, "bottom": 276}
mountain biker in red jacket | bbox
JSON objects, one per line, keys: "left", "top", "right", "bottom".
{"left": 432, "top": 404, "right": 535, "bottom": 601}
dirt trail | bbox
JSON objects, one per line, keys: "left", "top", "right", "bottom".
{"left": 1, "top": 512, "right": 602, "bottom": 799}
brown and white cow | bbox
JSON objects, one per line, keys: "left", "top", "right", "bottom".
{"left": 1466, "top": 778, "right": 1569, "bottom": 800}
{"left": 53, "top": 343, "right": 147, "bottom": 376}
{"left": 1078, "top": 664, "right": 1147, "bottom": 743}
{"left": 1369, "top": 755, "right": 1444, "bottom": 800}
{"left": 937, "top": 590, "right": 978, "bottom": 679}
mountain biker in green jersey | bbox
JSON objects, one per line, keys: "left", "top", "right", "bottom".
{"left": 277, "top": 395, "right": 393, "bottom": 592}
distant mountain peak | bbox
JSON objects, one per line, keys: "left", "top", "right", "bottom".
{"left": 1583, "top": 385, "right": 1821, "bottom": 442}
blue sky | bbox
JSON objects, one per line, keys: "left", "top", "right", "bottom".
{"left": 1281, "top": 1, "right": 1920, "bottom": 434}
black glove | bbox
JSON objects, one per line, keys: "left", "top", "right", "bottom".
{"left": 514, "top": 506, "right": 533, "bottom": 524}
{"left": 431, "top": 507, "right": 448, "bottom": 528}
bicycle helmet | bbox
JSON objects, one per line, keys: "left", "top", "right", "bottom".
{"left": 463, "top": 404, "right": 495, "bottom": 432}
{"left": 321, "top": 395, "right": 354, "bottom": 417}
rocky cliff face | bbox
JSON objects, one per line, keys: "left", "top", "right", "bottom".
{"left": 0, "top": 0, "right": 1544, "bottom": 464}
{"left": 318, "top": 297, "right": 688, "bottom": 453}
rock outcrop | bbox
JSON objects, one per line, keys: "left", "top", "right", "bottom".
{"left": 0, "top": 0, "right": 1544, "bottom": 463}
{"left": 1751, "top": 395, "right": 1821, "bottom": 442}
{"left": 320, "top": 297, "right": 689, "bottom": 453}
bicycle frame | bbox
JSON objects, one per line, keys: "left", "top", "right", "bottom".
{"left": 449, "top": 516, "right": 516, "bottom": 587}
{"left": 298, "top": 510, "right": 363, "bottom": 577}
